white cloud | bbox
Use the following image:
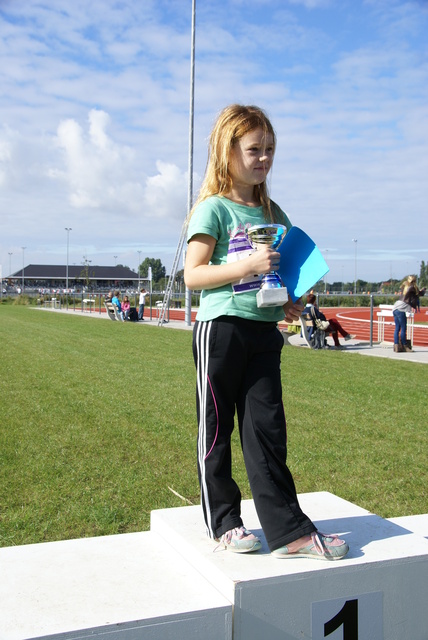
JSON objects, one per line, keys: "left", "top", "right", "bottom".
{"left": 144, "top": 161, "right": 188, "bottom": 220}
{"left": 0, "top": 134, "right": 12, "bottom": 187}
{"left": 287, "top": 0, "right": 332, "bottom": 8}
{"left": 50, "top": 109, "right": 144, "bottom": 212}
{"left": 47, "top": 109, "right": 189, "bottom": 227}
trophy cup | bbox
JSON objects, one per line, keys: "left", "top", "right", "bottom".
{"left": 247, "top": 223, "right": 289, "bottom": 308}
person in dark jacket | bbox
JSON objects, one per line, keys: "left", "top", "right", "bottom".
{"left": 303, "top": 294, "right": 355, "bottom": 349}
{"left": 392, "top": 276, "right": 425, "bottom": 352}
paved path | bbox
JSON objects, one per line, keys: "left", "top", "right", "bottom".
{"left": 284, "top": 332, "right": 428, "bottom": 364}
{"left": 32, "top": 305, "right": 195, "bottom": 329}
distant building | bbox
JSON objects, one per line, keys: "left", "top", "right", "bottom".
{"left": 8, "top": 264, "right": 140, "bottom": 291}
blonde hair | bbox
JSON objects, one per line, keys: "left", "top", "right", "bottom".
{"left": 190, "top": 104, "right": 280, "bottom": 222}
{"left": 402, "top": 275, "right": 418, "bottom": 297}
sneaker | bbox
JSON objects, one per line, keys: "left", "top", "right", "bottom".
{"left": 344, "top": 334, "right": 356, "bottom": 341}
{"left": 271, "top": 532, "right": 349, "bottom": 561}
{"left": 214, "top": 526, "right": 262, "bottom": 553}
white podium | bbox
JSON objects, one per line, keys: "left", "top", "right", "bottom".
{"left": 1, "top": 493, "right": 427, "bottom": 640}
{"left": 151, "top": 492, "right": 428, "bottom": 640}
{"left": 0, "top": 531, "right": 232, "bottom": 640}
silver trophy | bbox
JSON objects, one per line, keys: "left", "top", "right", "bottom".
{"left": 247, "top": 223, "right": 288, "bottom": 308}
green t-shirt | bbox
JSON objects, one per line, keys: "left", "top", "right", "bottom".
{"left": 187, "top": 196, "right": 292, "bottom": 322}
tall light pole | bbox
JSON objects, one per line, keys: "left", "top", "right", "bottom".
{"left": 21, "top": 247, "right": 26, "bottom": 294}
{"left": 185, "top": 0, "right": 196, "bottom": 326}
{"left": 114, "top": 255, "right": 118, "bottom": 265}
{"left": 65, "top": 228, "right": 72, "bottom": 292}
{"left": 323, "top": 249, "right": 329, "bottom": 293}
{"left": 352, "top": 238, "right": 358, "bottom": 295}
{"left": 137, "top": 250, "right": 142, "bottom": 292}
{"left": 8, "top": 252, "right": 12, "bottom": 278}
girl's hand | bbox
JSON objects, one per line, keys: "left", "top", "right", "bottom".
{"left": 246, "top": 246, "right": 281, "bottom": 276}
{"left": 283, "top": 298, "right": 304, "bottom": 323}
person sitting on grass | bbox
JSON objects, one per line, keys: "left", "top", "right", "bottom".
{"left": 304, "top": 294, "right": 355, "bottom": 349}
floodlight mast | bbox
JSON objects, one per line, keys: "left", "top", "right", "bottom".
{"left": 157, "top": 0, "right": 196, "bottom": 327}
{"left": 185, "top": 0, "right": 196, "bottom": 326}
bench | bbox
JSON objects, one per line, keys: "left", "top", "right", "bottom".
{"left": 83, "top": 298, "right": 95, "bottom": 312}
{"left": 283, "top": 315, "right": 329, "bottom": 349}
{"left": 282, "top": 316, "right": 321, "bottom": 348}
{"left": 105, "top": 302, "right": 124, "bottom": 322}
{"left": 300, "top": 314, "right": 328, "bottom": 349}
{"left": 284, "top": 320, "right": 304, "bottom": 334}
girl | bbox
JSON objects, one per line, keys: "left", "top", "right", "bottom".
{"left": 392, "top": 275, "right": 425, "bottom": 352}
{"left": 122, "top": 295, "right": 131, "bottom": 320}
{"left": 184, "top": 104, "right": 348, "bottom": 560}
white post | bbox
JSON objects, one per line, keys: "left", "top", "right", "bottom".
{"left": 137, "top": 250, "right": 142, "bottom": 292}
{"left": 21, "top": 246, "right": 26, "bottom": 294}
{"left": 352, "top": 238, "right": 358, "bottom": 295}
{"left": 65, "top": 228, "right": 72, "bottom": 293}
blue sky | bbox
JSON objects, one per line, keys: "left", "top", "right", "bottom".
{"left": 1, "top": 0, "right": 427, "bottom": 284}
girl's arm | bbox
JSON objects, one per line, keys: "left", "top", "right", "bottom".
{"left": 184, "top": 233, "right": 280, "bottom": 291}
{"left": 184, "top": 233, "right": 304, "bottom": 321}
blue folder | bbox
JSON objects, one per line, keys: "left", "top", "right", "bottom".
{"left": 277, "top": 226, "right": 329, "bottom": 302}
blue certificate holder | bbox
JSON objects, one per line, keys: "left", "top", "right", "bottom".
{"left": 277, "top": 227, "right": 329, "bottom": 303}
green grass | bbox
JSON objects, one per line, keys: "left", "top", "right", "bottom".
{"left": 1, "top": 306, "right": 427, "bottom": 547}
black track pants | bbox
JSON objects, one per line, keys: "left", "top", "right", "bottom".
{"left": 193, "top": 316, "right": 315, "bottom": 552}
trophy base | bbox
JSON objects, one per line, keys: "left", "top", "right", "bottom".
{"left": 256, "top": 287, "right": 289, "bottom": 308}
